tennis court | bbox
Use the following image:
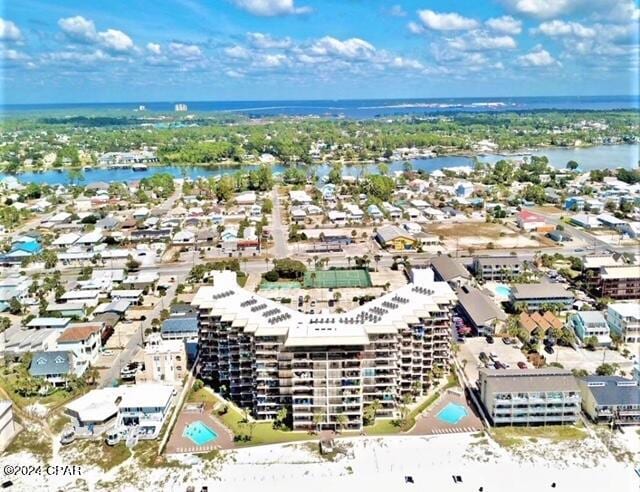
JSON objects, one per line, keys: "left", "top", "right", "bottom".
{"left": 260, "top": 281, "right": 302, "bottom": 290}
{"left": 303, "top": 269, "right": 372, "bottom": 288}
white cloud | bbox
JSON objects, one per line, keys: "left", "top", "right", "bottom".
{"left": 501, "top": 0, "right": 639, "bottom": 20}
{"left": 254, "top": 53, "right": 288, "bottom": 68}
{"left": 224, "top": 45, "right": 251, "bottom": 59}
{"left": 58, "top": 16, "right": 134, "bottom": 52}
{"left": 58, "top": 16, "right": 97, "bottom": 43}
{"left": 389, "top": 5, "right": 407, "bottom": 17}
{"left": 1, "top": 48, "right": 29, "bottom": 61}
{"left": 168, "top": 42, "right": 202, "bottom": 60}
{"left": 448, "top": 32, "right": 517, "bottom": 51}
{"left": 0, "top": 18, "right": 22, "bottom": 41}
{"left": 417, "top": 10, "right": 478, "bottom": 31}
{"left": 146, "top": 43, "right": 162, "bottom": 55}
{"left": 44, "top": 49, "right": 111, "bottom": 65}
{"left": 309, "top": 36, "right": 375, "bottom": 60}
{"left": 407, "top": 22, "right": 424, "bottom": 35}
{"left": 536, "top": 20, "right": 596, "bottom": 38}
{"left": 225, "top": 69, "right": 245, "bottom": 78}
{"left": 247, "top": 32, "right": 292, "bottom": 49}
{"left": 97, "top": 29, "right": 134, "bottom": 52}
{"left": 518, "top": 47, "right": 559, "bottom": 66}
{"left": 389, "top": 57, "right": 423, "bottom": 69}
{"left": 232, "top": 0, "right": 311, "bottom": 17}
{"left": 485, "top": 15, "right": 522, "bottom": 35}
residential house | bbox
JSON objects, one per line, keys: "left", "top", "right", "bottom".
{"left": 0, "top": 275, "right": 33, "bottom": 311}
{"left": 56, "top": 324, "right": 102, "bottom": 373}
{"left": 607, "top": 303, "right": 640, "bottom": 343}
{"left": 60, "top": 290, "right": 102, "bottom": 308}
{"left": 172, "top": 230, "right": 195, "bottom": 245}
{"left": 26, "top": 317, "right": 72, "bottom": 330}
{"left": 328, "top": 210, "right": 347, "bottom": 226}
{"left": 516, "top": 210, "right": 547, "bottom": 232}
{"left": 110, "top": 290, "right": 144, "bottom": 305}
{"left": 577, "top": 376, "right": 640, "bottom": 425}
{"left": 136, "top": 334, "right": 187, "bottom": 384}
{"left": 479, "top": 368, "right": 581, "bottom": 426}
{"left": 570, "top": 311, "right": 611, "bottom": 345}
{"left": 570, "top": 214, "right": 601, "bottom": 229}
{"left": 367, "top": 204, "right": 383, "bottom": 220}
{"left": 29, "top": 351, "right": 76, "bottom": 386}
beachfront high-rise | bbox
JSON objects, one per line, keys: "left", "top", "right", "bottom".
{"left": 192, "top": 269, "right": 456, "bottom": 431}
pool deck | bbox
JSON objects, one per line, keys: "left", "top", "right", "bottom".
{"left": 165, "top": 402, "right": 235, "bottom": 454}
{"left": 409, "top": 390, "right": 483, "bottom": 436}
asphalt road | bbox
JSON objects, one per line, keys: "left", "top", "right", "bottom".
{"left": 270, "top": 187, "right": 288, "bottom": 259}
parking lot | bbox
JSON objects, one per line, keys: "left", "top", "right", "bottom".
{"left": 458, "top": 337, "right": 528, "bottom": 384}
{"left": 458, "top": 335, "right": 636, "bottom": 384}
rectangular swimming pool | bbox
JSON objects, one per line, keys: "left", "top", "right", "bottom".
{"left": 437, "top": 403, "right": 469, "bottom": 425}
{"left": 183, "top": 420, "right": 219, "bottom": 446}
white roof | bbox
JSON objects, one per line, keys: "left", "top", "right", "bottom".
{"left": 111, "top": 289, "right": 143, "bottom": 298}
{"left": 53, "top": 233, "right": 80, "bottom": 246}
{"left": 77, "top": 230, "right": 103, "bottom": 244}
{"left": 192, "top": 269, "right": 455, "bottom": 347}
{"left": 27, "top": 317, "right": 71, "bottom": 328}
{"left": 61, "top": 289, "right": 101, "bottom": 300}
{"left": 608, "top": 303, "right": 640, "bottom": 319}
{"left": 119, "top": 384, "right": 174, "bottom": 409}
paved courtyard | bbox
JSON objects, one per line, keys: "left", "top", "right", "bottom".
{"left": 165, "top": 402, "right": 235, "bottom": 454}
{"left": 410, "top": 390, "right": 484, "bottom": 436}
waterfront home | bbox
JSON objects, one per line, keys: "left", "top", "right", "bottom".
{"left": 290, "top": 190, "right": 313, "bottom": 205}
{"left": 65, "top": 384, "right": 174, "bottom": 440}
{"left": 606, "top": 303, "right": 640, "bottom": 343}
{"left": 29, "top": 351, "right": 76, "bottom": 386}
{"left": 455, "top": 181, "right": 474, "bottom": 198}
{"left": 509, "top": 283, "right": 575, "bottom": 311}
{"left": 577, "top": 376, "right": 640, "bottom": 425}
{"left": 56, "top": 323, "right": 102, "bottom": 372}
{"left": 479, "top": 368, "right": 581, "bottom": 426}
{"left": 570, "top": 311, "right": 611, "bottom": 345}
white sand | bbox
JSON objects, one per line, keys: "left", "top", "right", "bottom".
{"left": 1, "top": 431, "right": 638, "bottom": 491}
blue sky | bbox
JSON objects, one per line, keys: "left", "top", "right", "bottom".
{"left": 1, "top": 0, "right": 639, "bottom": 103}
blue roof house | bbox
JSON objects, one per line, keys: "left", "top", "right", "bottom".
{"left": 29, "top": 351, "right": 75, "bottom": 387}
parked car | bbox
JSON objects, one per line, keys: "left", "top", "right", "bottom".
{"left": 120, "top": 361, "right": 144, "bottom": 380}
{"left": 544, "top": 345, "right": 555, "bottom": 355}
{"left": 479, "top": 352, "right": 488, "bottom": 362}
{"left": 502, "top": 337, "right": 512, "bottom": 345}
{"left": 60, "top": 427, "right": 76, "bottom": 446}
{"left": 486, "top": 335, "right": 495, "bottom": 344}
{"left": 517, "top": 361, "right": 527, "bottom": 369}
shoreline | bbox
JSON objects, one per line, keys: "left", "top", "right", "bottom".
{"left": 2, "top": 142, "right": 638, "bottom": 176}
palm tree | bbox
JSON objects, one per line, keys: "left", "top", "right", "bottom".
{"left": 312, "top": 410, "right": 324, "bottom": 433}
{"left": 374, "top": 254, "right": 381, "bottom": 271}
{"left": 333, "top": 291, "right": 342, "bottom": 304}
{"left": 335, "top": 414, "right": 348, "bottom": 433}
{"left": 346, "top": 256, "right": 352, "bottom": 268}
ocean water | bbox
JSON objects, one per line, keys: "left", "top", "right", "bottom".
{"left": 2, "top": 95, "right": 638, "bottom": 119}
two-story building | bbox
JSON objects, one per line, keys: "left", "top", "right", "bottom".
{"left": 607, "top": 303, "right": 640, "bottom": 343}
{"left": 570, "top": 311, "right": 611, "bottom": 346}
{"left": 577, "top": 376, "right": 640, "bottom": 425}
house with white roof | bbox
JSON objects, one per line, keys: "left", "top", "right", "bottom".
{"left": 328, "top": 210, "right": 347, "bottom": 225}
{"left": 571, "top": 214, "right": 601, "bottom": 229}
{"left": 60, "top": 290, "right": 102, "bottom": 307}
{"left": 172, "top": 230, "right": 195, "bottom": 245}
{"left": 382, "top": 202, "right": 402, "bottom": 219}
{"left": 290, "top": 190, "right": 313, "bottom": 204}
{"left": 236, "top": 191, "right": 256, "bottom": 205}
{"left": 607, "top": 303, "right": 640, "bottom": 343}
{"left": 52, "top": 233, "right": 80, "bottom": 248}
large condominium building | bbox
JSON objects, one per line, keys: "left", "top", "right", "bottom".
{"left": 479, "top": 368, "right": 581, "bottom": 426}
{"left": 606, "top": 302, "right": 640, "bottom": 343}
{"left": 193, "top": 269, "right": 456, "bottom": 432}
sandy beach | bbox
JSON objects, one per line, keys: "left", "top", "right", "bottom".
{"left": 2, "top": 427, "right": 638, "bottom": 492}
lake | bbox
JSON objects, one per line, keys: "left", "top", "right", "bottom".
{"left": 2, "top": 144, "right": 637, "bottom": 186}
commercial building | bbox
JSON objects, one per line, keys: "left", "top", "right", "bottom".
{"left": 375, "top": 225, "right": 417, "bottom": 251}
{"left": 473, "top": 256, "right": 523, "bottom": 282}
{"left": 577, "top": 376, "right": 640, "bottom": 425}
{"left": 606, "top": 303, "right": 640, "bottom": 343}
{"left": 509, "top": 283, "right": 575, "bottom": 311}
{"left": 193, "top": 269, "right": 456, "bottom": 432}
{"left": 479, "top": 368, "right": 581, "bottom": 426}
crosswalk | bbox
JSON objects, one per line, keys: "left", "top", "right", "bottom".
{"left": 429, "top": 426, "right": 478, "bottom": 435}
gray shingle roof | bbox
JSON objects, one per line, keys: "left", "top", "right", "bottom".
{"left": 480, "top": 368, "right": 579, "bottom": 393}
{"left": 431, "top": 256, "right": 471, "bottom": 281}
{"left": 29, "top": 351, "right": 72, "bottom": 377}
{"left": 456, "top": 286, "right": 507, "bottom": 327}
{"left": 581, "top": 376, "right": 640, "bottom": 407}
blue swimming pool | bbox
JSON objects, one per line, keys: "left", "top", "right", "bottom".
{"left": 183, "top": 421, "right": 218, "bottom": 446}
{"left": 494, "top": 284, "right": 512, "bottom": 297}
{"left": 437, "top": 403, "right": 469, "bottom": 425}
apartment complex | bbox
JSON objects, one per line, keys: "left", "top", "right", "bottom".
{"left": 606, "top": 303, "right": 640, "bottom": 343}
{"left": 473, "top": 256, "right": 523, "bottom": 281}
{"left": 193, "top": 269, "right": 456, "bottom": 431}
{"left": 597, "top": 265, "right": 640, "bottom": 300}
{"left": 509, "top": 283, "right": 575, "bottom": 311}
{"left": 479, "top": 368, "right": 581, "bottom": 426}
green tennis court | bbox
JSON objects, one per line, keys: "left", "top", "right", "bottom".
{"left": 260, "top": 281, "right": 302, "bottom": 290}
{"left": 303, "top": 269, "right": 372, "bottom": 288}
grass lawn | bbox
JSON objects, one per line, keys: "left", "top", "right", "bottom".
{"left": 187, "top": 387, "right": 218, "bottom": 404}
{"left": 48, "top": 413, "right": 71, "bottom": 434}
{"left": 211, "top": 394, "right": 314, "bottom": 447}
{"left": 6, "top": 428, "right": 53, "bottom": 462}
{"left": 491, "top": 425, "right": 587, "bottom": 448}
{"left": 363, "top": 419, "right": 400, "bottom": 436}
{"left": 65, "top": 440, "right": 132, "bottom": 471}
